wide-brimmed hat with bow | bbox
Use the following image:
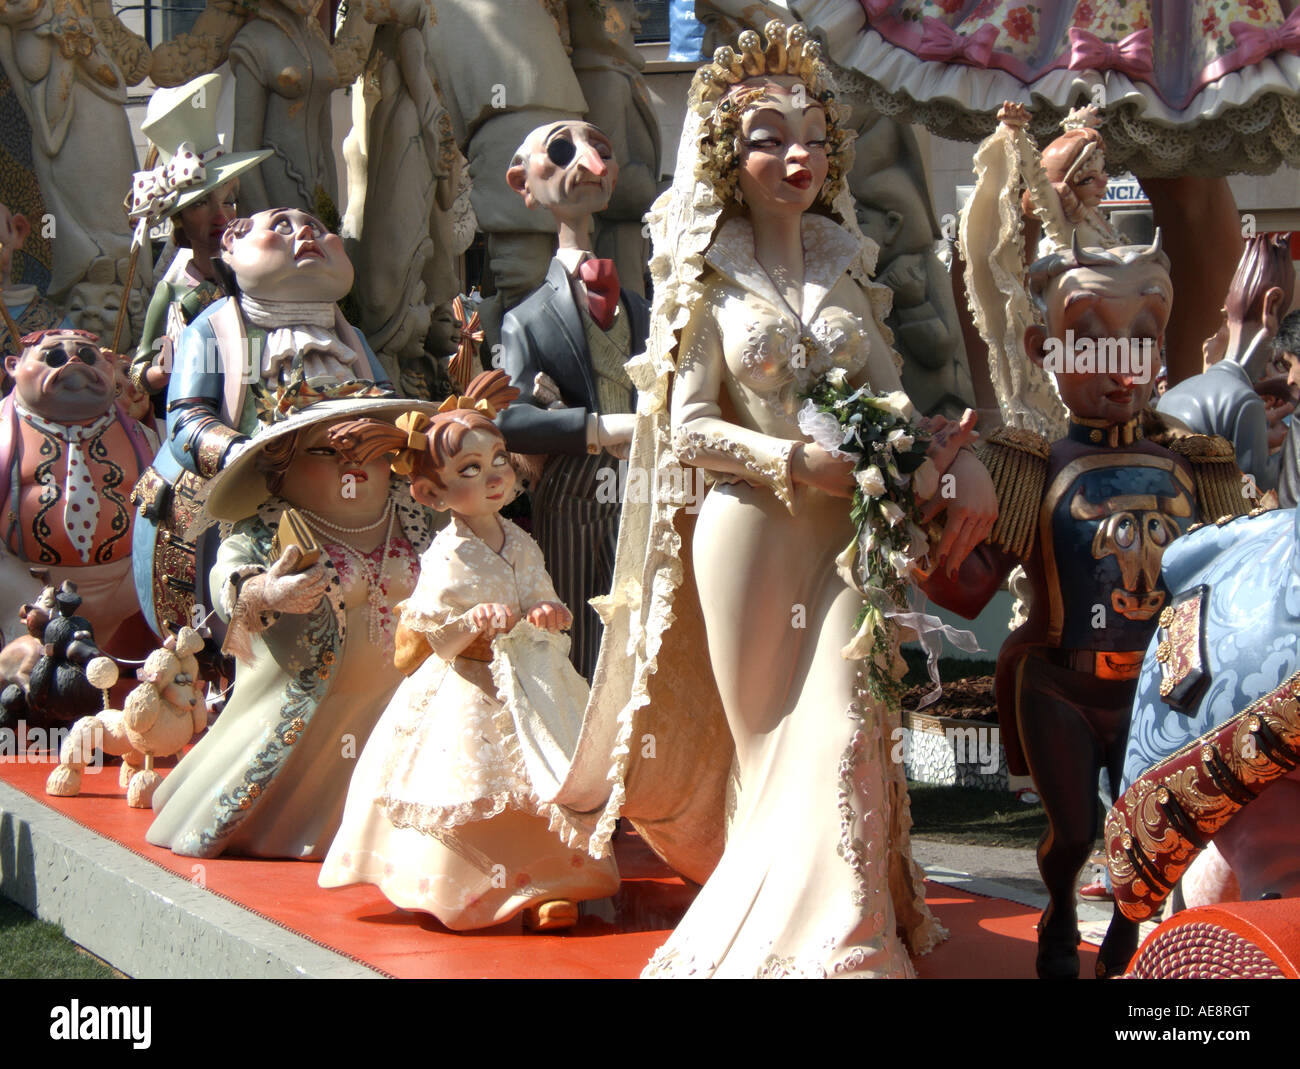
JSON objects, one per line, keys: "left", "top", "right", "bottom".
{"left": 127, "top": 73, "right": 271, "bottom": 244}
{"left": 205, "top": 386, "right": 443, "bottom": 523}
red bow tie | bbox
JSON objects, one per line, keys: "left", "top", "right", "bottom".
{"left": 579, "top": 257, "right": 620, "bottom": 331}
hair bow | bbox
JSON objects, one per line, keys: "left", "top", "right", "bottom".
{"left": 392, "top": 410, "right": 432, "bottom": 476}
{"left": 436, "top": 394, "right": 498, "bottom": 419}
{"left": 447, "top": 295, "right": 483, "bottom": 392}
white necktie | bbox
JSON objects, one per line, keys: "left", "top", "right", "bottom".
{"left": 17, "top": 406, "right": 116, "bottom": 563}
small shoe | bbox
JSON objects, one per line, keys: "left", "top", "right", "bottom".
{"left": 1078, "top": 880, "right": 1113, "bottom": 902}
{"left": 522, "top": 900, "right": 579, "bottom": 932}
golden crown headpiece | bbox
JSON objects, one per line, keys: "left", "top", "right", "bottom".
{"left": 689, "top": 21, "right": 848, "bottom": 207}
{"left": 691, "top": 21, "right": 835, "bottom": 118}
{"left": 1060, "top": 104, "right": 1103, "bottom": 134}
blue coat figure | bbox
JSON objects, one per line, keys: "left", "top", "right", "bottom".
{"left": 1109, "top": 504, "right": 1300, "bottom": 921}
{"left": 131, "top": 209, "right": 389, "bottom": 638}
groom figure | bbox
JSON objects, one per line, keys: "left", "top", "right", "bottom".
{"left": 499, "top": 120, "right": 649, "bottom": 678}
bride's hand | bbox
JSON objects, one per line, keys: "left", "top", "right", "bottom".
{"left": 792, "top": 443, "right": 855, "bottom": 498}
{"left": 921, "top": 450, "right": 999, "bottom": 578}
{"left": 921, "top": 409, "right": 981, "bottom": 477}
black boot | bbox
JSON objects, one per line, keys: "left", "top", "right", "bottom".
{"left": 1036, "top": 902, "right": 1081, "bottom": 979}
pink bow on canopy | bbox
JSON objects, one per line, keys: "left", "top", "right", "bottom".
{"left": 1229, "top": 9, "right": 1300, "bottom": 68}
{"left": 1067, "top": 27, "right": 1155, "bottom": 79}
{"left": 915, "top": 19, "right": 998, "bottom": 67}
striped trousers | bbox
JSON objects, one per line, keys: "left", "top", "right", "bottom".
{"left": 531, "top": 452, "right": 621, "bottom": 681}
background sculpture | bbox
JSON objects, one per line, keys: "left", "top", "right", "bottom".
{"left": 568, "top": 0, "right": 661, "bottom": 298}
{"left": 149, "top": 0, "right": 371, "bottom": 220}
{"left": 0, "top": 0, "right": 151, "bottom": 343}
{"left": 347, "top": 0, "right": 462, "bottom": 386}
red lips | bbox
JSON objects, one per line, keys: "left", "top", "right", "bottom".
{"left": 785, "top": 169, "right": 813, "bottom": 190}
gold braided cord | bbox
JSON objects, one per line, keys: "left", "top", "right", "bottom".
{"left": 976, "top": 427, "right": 1050, "bottom": 561}
{"left": 1107, "top": 668, "right": 1300, "bottom": 920}
{"left": 1169, "top": 435, "right": 1249, "bottom": 519}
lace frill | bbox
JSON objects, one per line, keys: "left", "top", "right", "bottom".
{"left": 794, "top": 0, "right": 1300, "bottom": 178}
{"left": 959, "top": 122, "right": 1069, "bottom": 440}
{"left": 642, "top": 638, "right": 944, "bottom": 978}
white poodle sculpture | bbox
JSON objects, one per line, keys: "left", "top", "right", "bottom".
{"left": 45, "top": 627, "right": 207, "bottom": 808}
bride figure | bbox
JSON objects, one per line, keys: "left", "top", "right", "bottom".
{"left": 592, "top": 22, "right": 997, "bottom": 978}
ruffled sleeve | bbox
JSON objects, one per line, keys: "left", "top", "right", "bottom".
{"left": 400, "top": 537, "right": 482, "bottom": 661}
{"left": 671, "top": 295, "right": 798, "bottom": 513}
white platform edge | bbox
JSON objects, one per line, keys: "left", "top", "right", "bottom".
{"left": 0, "top": 779, "right": 381, "bottom": 979}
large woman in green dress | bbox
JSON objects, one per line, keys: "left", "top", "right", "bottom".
{"left": 145, "top": 395, "right": 438, "bottom": 859}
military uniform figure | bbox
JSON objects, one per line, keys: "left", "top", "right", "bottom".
{"left": 921, "top": 240, "right": 1250, "bottom": 980}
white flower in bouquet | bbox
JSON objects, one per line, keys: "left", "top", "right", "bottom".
{"left": 886, "top": 427, "right": 915, "bottom": 452}
{"left": 912, "top": 457, "right": 939, "bottom": 502}
{"left": 879, "top": 499, "right": 906, "bottom": 527}
{"left": 906, "top": 522, "right": 930, "bottom": 558}
{"left": 856, "top": 464, "right": 886, "bottom": 497}
{"left": 824, "top": 366, "right": 849, "bottom": 388}
{"left": 876, "top": 390, "right": 915, "bottom": 420}
{"left": 796, "top": 400, "right": 850, "bottom": 456}
{"left": 888, "top": 548, "right": 913, "bottom": 577}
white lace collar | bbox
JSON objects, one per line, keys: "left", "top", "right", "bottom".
{"left": 446, "top": 514, "right": 524, "bottom": 565}
{"left": 704, "top": 214, "right": 866, "bottom": 324}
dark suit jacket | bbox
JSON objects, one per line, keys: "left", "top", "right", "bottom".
{"left": 498, "top": 257, "right": 649, "bottom": 456}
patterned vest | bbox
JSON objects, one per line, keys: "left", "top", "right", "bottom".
{"left": 582, "top": 302, "right": 634, "bottom": 416}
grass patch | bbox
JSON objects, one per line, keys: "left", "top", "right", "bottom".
{"left": 0, "top": 897, "right": 118, "bottom": 979}
{"left": 907, "top": 783, "right": 1048, "bottom": 849}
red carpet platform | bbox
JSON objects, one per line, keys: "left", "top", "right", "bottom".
{"left": 0, "top": 756, "right": 1090, "bottom": 978}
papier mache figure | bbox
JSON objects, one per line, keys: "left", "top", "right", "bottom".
{"left": 1107, "top": 495, "right": 1300, "bottom": 928}
{"left": 132, "top": 208, "right": 389, "bottom": 639}
{"left": 146, "top": 392, "right": 438, "bottom": 859}
{"left": 498, "top": 120, "right": 649, "bottom": 679}
{"left": 0, "top": 203, "right": 68, "bottom": 363}
{"left": 962, "top": 102, "right": 1124, "bottom": 441}
{"left": 1157, "top": 233, "right": 1296, "bottom": 496}
{"left": 321, "top": 371, "right": 619, "bottom": 931}
{"left": 578, "top": 21, "right": 996, "bottom": 976}
{"left": 919, "top": 238, "right": 1250, "bottom": 979}
{"left": 126, "top": 74, "right": 271, "bottom": 405}
{"left": 0, "top": 330, "right": 157, "bottom": 651}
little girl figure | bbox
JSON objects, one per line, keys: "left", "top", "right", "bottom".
{"left": 319, "top": 371, "right": 619, "bottom": 931}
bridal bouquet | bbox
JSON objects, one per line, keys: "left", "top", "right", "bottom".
{"left": 798, "top": 370, "right": 941, "bottom": 700}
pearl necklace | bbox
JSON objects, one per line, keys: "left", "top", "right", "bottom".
{"left": 302, "top": 500, "right": 398, "bottom": 649}
{"left": 297, "top": 504, "right": 392, "bottom": 534}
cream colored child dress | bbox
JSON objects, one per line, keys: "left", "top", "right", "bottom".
{"left": 319, "top": 516, "right": 619, "bottom": 930}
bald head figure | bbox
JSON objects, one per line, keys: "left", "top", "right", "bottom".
{"left": 506, "top": 121, "right": 618, "bottom": 241}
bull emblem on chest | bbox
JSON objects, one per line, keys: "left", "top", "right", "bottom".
{"left": 1070, "top": 488, "right": 1191, "bottom": 622}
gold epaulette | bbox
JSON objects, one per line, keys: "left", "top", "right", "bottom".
{"left": 975, "top": 427, "right": 1050, "bottom": 561}
{"left": 1167, "top": 434, "right": 1250, "bottom": 520}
